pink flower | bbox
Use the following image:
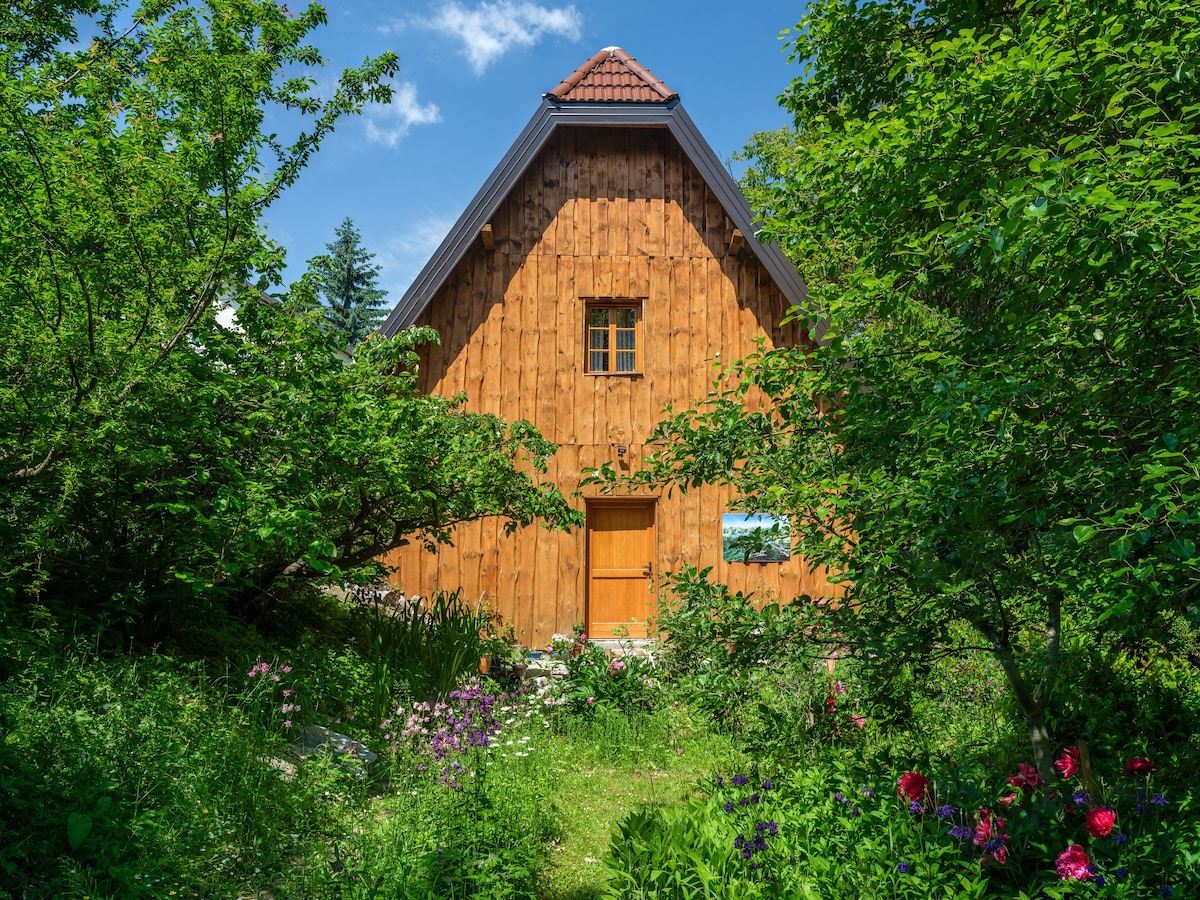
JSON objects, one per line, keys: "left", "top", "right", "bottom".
{"left": 1085, "top": 806, "right": 1116, "bottom": 838}
{"left": 280, "top": 665, "right": 292, "bottom": 673}
{"left": 1055, "top": 844, "right": 1092, "bottom": 880}
{"left": 831, "top": 681, "right": 848, "bottom": 695}
{"left": 851, "top": 714, "right": 866, "bottom": 728}
{"left": 1055, "top": 746, "right": 1080, "bottom": 779}
{"left": 283, "top": 720, "right": 292, "bottom": 728}
{"left": 897, "top": 771, "right": 929, "bottom": 801}
{"left": 973, "top": 809, "right": 1010, "bottom": 865}
{"left": 1000, "top": 792, "right": 1018, "bottom": 805}
{"left": 1123, "top": 757, "right": 1156, "bottom": 777}
{"left": 586, "top": 697, "right": 595, "bottom": 705}
{"left": 1005, "top": 762, "right": 1043, "bottom": 794}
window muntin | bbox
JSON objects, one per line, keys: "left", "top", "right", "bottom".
{"left": 586, "top": 302, "right": 641, "bottom": 374}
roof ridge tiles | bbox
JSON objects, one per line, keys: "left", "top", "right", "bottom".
{"left": 545, "top": 46, "right": 678, "bottom": 104}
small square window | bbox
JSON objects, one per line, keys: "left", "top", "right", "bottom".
{"left": 585, "top": 301, "right": 642, "bottom": 374}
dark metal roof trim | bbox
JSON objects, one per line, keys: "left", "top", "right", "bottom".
{"left": 379, "top": 100, "right": 816, "bottom": 338}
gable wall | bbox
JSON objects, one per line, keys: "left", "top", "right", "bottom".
{"left": 383, "top": 126, "right": 838, "bottom": 644}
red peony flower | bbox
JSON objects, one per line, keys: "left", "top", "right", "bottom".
{"left": 1085, "top": 806, "right": 1117, "bottom": 838}
{"left": 1055, "top": 746, "right": 1080, "bottom": 779}
{"left": 1055, "top": 843, "right": 1092, "bottom": 881}
{"left": 1123, "top": 757, "right": 1157, "bottom": 777}
{"left": 1005, "top": 762, "right": 1044, "bottom": 794}
{"left": 897, "top": 771, "right": 930, "bottom": 801}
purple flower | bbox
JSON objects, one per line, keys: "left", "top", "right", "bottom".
{"left": 1113, "top": 833, "right": 1128, "bottom": 845}
{"left": 937, "top": 804, "right": 956, "bottom": 818}
{"left": 731, "top": 774, "right": 750, "bottom": 786}
{"left": 1151, "top": 793, "right": 1167, "bottom": 806}
{"left": 1095, "top": 875, "right": 1106, "bottom": 887}
{"left": 909, "top": 800, "right": 922, "bottom": 813}
{"left": 850, "top": 806, "right": 861, "bottom": 817}
{"left": 767, "top": 821, "right": 778, "bottom": 836}
{"left": 762, "top": 779, "right": 774, "bottom": 790}
{"left": 834, "top": 792, "right": 844, "bottom": 803}
{"left": 1115, "top": 867, "right": 1129, "bottom": 881}
{"left": 1159, "top": 887, "right": 1173, "bottom": 898}
{"left": 897, "top": 861, "right": 911, "bottom": 874}
{"left": 948, "top": 825, "right": 972, "bottom": 840}
{"left": 715, "top": 776, "right": 724, "bottom": 788}
{"left": 1073, "top": 791, "right": 1091, "bottom": 806}
{"left": 741, "top": 848, "right": 753, "bottom": 860}
{"left": 749, "top": 793, "right": 761, "bottom": 805}
{"left": 724, "top": 801, "right": 735, "bottom": 813}
{"left": 1137, "top": 802, "right": 1149, "bottom": 815}
{"left": 860, "top": 786, "right": 875, "bottom": 798}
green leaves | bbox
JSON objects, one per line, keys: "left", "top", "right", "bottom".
{"left": 638, "top": 0, "right": 1200, "bottom": 769}
{"left": 0, "top": 3, "right": 576, "bottom": 632}
{"left": 66, "top": 811, "right": 93, "bottom": 852}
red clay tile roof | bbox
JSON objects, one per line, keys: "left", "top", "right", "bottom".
{"left": 546, "top": 46, "right": 678, "bottom": 103}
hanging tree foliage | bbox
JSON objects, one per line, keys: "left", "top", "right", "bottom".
{"left": 0, "top": 1, "right": 579, "bottom": 637}
{"left": 627, "top": 0, "right": 1200, "bottom": 774}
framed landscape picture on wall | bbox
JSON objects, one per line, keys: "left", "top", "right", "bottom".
{"left": 722, "top": 513, "right": 791, "bottom": 563}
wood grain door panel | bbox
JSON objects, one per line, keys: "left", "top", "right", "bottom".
{"left": 587, "top": 501, "right": 655, "bottom": 638}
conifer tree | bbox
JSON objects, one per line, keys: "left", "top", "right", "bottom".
{"left": 307, "top": 217, "right": 389, "bottom": 346}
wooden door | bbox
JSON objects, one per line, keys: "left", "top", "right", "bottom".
{"left": 586, "top": 500, "right": 656, "bottom": 638}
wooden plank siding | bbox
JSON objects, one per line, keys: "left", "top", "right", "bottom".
{"left": 381, "top": 125, "right": 837, "bottom": 645}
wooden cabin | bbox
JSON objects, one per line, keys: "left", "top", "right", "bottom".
{"left": 379, "top": 47, "right": 834, "bottom": 645}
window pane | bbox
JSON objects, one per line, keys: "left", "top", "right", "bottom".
{"left": 589, "top": 329, "right": 609, "bottom": 350}
{"left": 590, "top": 351, "right": 609, "bottom": 372}
{"left": 589, "top": 308, "right": 610, "bottom": 327}
{"left": 614, "top": 307, "right": 636, "bottom": 328}
{"left": 616, "top": 329, "right": 636, "bottom": 350}
{"left": 615, "top": 351, "right": 637, "bottom": 372}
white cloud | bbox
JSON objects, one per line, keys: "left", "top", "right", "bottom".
{"left": 377, "top": 213, "right": 460, "bottom": 298}
{"left": 364, "top": 81, "right": 441, "bottom": 147}
{"left": 425, "top": 2, "right": 582, "bottom": 74}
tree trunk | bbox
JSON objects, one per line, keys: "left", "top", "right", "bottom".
{"left": 975, "top": 619, "right": 1057, "bottom": 781}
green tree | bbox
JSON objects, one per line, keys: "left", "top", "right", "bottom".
{"left": 0, "top": 1, "right": 579, "bottom": 637}
{"left": 300, "top": 216, "right": 389, "bottom": 347}
{"left": 626, "top": 0, "right": 1200, "bottom": 775}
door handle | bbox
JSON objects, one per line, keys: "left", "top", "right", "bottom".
{"left": 642, "top": 562, "right": 653, "bottom": 577}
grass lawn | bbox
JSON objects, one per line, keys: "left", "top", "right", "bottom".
{"left": 538, "top": 714, "right": 746, "bottom": 899}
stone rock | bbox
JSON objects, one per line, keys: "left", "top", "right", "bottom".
{"left": 289, "top": 725, "right": 378, "bottom": 766}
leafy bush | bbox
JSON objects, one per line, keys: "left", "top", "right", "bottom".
{"left": 605, "top": 748, "right": 1200, "bottom": 898}
{"left": 560, "top": 644, "right": 662, "bottom": 718}
{"left": 656, "top": 567, "right": 812, "bottom": 729}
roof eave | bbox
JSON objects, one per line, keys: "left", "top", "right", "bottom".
{"left": 379, "top": 100, "right": 819, "bottom": 339}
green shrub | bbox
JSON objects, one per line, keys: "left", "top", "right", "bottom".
{"left": 560, "top": 644, "right": 662, "bottom": 719}
{"left": 604, "top": 748, "right": 1200, "bottom": 898}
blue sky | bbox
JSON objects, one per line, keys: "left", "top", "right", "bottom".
{"left": 262, "top": 1, "right": 809, "bottom": 301}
